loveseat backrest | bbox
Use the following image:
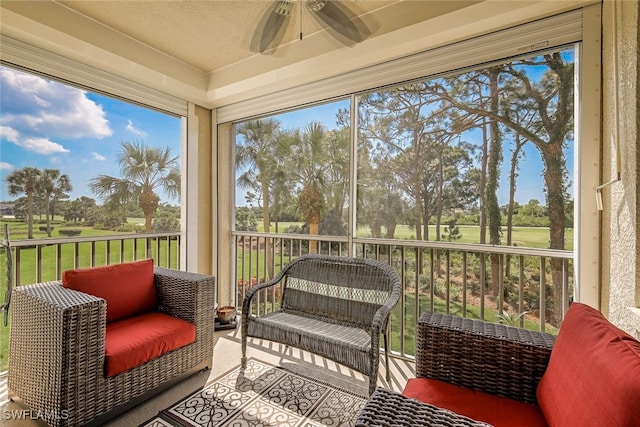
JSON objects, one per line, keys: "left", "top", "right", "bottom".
{"left": 280, "top": 255, "right": 401, "bottom": 328}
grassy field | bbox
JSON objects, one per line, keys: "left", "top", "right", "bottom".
{"left": 259, "top": 222, "right": 574, "bottom": 250}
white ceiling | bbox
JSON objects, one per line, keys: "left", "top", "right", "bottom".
{"left": 57, "top": 0, "right": 426, "bottom": 74}
{"left": 0, "top": 0, "right": 591, "bottom": 108}
{"left": 58, "top": 0, "right": 500, "bottom": 75}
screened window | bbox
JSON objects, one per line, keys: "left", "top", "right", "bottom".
{"left": 356, "top": 48, "right": 575, "bottom": 251}
{"left": 234, "top": 99, "right": 351, "bottom": 241}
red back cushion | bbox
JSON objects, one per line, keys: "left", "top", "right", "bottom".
{"left": 536, "top": 302, "right": 640, "bottom": 427}
{"left": 63, "top": 259, "right": 157, "bottom": 323}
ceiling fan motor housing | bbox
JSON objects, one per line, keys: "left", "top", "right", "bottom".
{"left": 308, "top": 0, "right": 328, "bottom": 13}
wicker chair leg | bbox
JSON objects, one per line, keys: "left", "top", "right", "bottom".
{"left": 369, "top": 373, "right": 377, "bottom": 395}
{"left": 241, "top": 339, "right": 247, "bottom": 368}
{"left": 383, "top": 329, "right": 391, "bottom": 382}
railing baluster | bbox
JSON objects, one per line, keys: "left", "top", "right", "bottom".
{"left": 497, "top": 253, "right": 504, "bottom": 314}
{"left": 539, "top": 257, "right": 546, "bottom": 332}
{"left": 36, "top": 245, "right": 42, "bottom": 283}
{"left": 479, "top": 252, "right": 486, "bottom": 320}
{"left": 56, "top": 244, "right": 62, "bottom": 280}
{"left": 519, "top": 255, "right": 525, "bottom": 328}
{"left": 402, "top": 246, "right": 410, "bottom": 358}
{"left": 15, "top": 249, "right": 21, "bottom": 286}
{"left": 562, "top": 258, "right": 569, "bottom": 319}
{"left": 462, "top": 252, "right": 468, "bottom": 317}
{"left": 428, "top": 248, "right": 434, "bottom": 313}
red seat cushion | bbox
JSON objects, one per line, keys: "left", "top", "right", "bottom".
{"left": 62, "top": 259, "right": 157, "bottom": 323}
{"left": 104, "top": 311, "right": 196, "bottom": 377}
{"left": 536, "top": 302, "right": 640, "bottom": 427}
{"left": 403, "top": 378, "right": 548, "bottom": 427}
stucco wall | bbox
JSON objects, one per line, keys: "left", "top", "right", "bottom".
{"left": 601, "top": 0, "right": 640, "bottom": 338}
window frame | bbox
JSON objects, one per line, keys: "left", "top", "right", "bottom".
{"left": 224, "top": 6, "right": 601, "bottom": 307}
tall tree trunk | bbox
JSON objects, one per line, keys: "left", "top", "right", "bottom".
{"left": 541, "top": 146, "right": 566, "bottom": 326}
{"left": 435, "top": 155, "right": 444, "bottom": 276}
{"left": 487, "top": 68, "right": 502, "bottom": 298}
{"left": 479, "top": 118, "right": 488, "bottom": 244}
{"left": 45, "top": 197, "right": 52, "bottom": 238}
{"left": 139, "top": 188, "right": 160, "bottom": 232}
{"left": 415, "top": 188, "right": 423, "bottom": 241}
{"left": 261, "top": 182, "right": 273, "bottom": 278}
{"left": 27, "top": 192, "right": 34, "bottom": 239}
{"left": 505, "top": 135, "right": 524, "bottom": 278}
{"left": 435, "top": 155, "right": 444, "bottom": 241}
{"left": 309, "top": 216, "right": 320, "bottom": 253}
{"left": 385, "top": 222, "right": 397, "bottom": 239}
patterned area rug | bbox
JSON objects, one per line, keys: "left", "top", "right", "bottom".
{"left": 141, "top": 359, "right": 367, "bottom": 427}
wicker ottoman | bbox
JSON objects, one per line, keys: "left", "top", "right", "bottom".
{"left": 354, "top": 387, "right": 490, "bottom": 427}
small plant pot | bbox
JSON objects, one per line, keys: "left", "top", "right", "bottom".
{"left": 217, "top": 306, "right": 236, "bottom": 324}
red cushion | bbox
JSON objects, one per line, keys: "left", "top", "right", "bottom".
{"left": 537, "top": 302, "right": 640, "bottom": 427}
{"left": 104, "top": 311, "right": 195, "bottom": 377}
{"left": 403, "top": 378, "right": 548, "bottom": 427}
{"left": 62, "top": 259, "right": 157, "bottom": 323}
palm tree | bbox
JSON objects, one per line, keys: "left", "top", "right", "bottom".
{"left": 38, "top": 169, "right": 72, "bottom": 237}
{"left": 235, "top": 119, "right": 284, "bottom": 234}
{"left": 5, "top": 167, "right": 41, "bottom": 239}
{"left": 89, "top": 141, "right": 180, "bottom": 232}
{"left": 292, "top": 122, "right": 329, "bottom": 253}
{"left": 236, "top": 119, "right": 291, "bottom": 278}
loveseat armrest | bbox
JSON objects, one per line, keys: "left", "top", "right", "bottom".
{"left": 416, "top": 311, "right": 556, "bottom": 404}
{"left": 8, "top": 282, "right": 106, "bottom": 418}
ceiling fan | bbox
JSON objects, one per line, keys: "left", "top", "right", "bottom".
{"left": 250, "top": 0, "right": 374, "bottom": 54}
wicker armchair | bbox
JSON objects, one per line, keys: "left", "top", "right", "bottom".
{"left": 356, "top": 311, "right": 556, "bottom": 426}
{"left": 359, "top": 306, "right": 640, "bottom": 426}
{"left": 413, "top": 312, "right": 556, "bottom": 403}
{"left": 8, "top": 267, "right": 215, "bottom": 427}
{"left": 241, "top": 254, "right": 402, "bottom": 395}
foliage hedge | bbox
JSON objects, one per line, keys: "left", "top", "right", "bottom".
{"left": 59, "top": 229, "right": 82, "bottom": 237}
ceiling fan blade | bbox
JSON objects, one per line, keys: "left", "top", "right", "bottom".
{"left": 307, "top": 0, "right": 372, "bottom": 45}
{"left": 250, "top": 1, "right": 292, "bottom": 54}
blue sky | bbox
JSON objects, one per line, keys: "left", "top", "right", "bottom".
{"left": 0, "top": 65, "right": 182, "bottom": 204}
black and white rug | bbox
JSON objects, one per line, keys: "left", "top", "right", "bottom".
{"left": 141, "top": 359, "right": 367, "bottom": 427}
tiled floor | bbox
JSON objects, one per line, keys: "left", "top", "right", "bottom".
{"left": 0, "top": 325, "right": 414, "bottom": 426}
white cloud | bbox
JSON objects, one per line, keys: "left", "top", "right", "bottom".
{"left": 126, "top": 120, "right": 148, "bottom": 138}
{"left": 0, "top": 162, "right": 13, "bottom": 170}
{"left": 21, "top": 137, "right": 69, "bottom": 154}
{"left": 0, "top": 125, "right": 69, "bottom": 154}
{"left": 0, "top": 68, "right": 112, "bottom": 141}
{"left": 0, "top": 126, "right": 19, "bottom": 143}
{"left": 92, "top": 152, "right": 106, "bottom": 161}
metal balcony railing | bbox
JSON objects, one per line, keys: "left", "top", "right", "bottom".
{"left": 233, "top": 231, "right": 574, "bottom": 359}
{"left": 0, "top": 232, "right": 182, "bottom": 374}
{"left": 0, "top": 230, "right": 574, "bottom": 371}
{"left": 1, "top": 232, "right": 181, "bottom": 286}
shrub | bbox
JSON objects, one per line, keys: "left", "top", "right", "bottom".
{"left": 59, "top": 229, "right": 82, "bottom": 237}
{"left": 116, "top": 223, "right": 144, "bottom": 233}
{"left": 38, "top": 226, "right": 54, "bottom": 232}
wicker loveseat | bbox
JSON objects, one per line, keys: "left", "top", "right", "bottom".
{"left": 241, "top": 254, "right": 402, "bottom": 395}
{"left": 8, "top": 260, "right": 215, "bottom": 427}
{"left": 356, "top": 302, "right": 640, "bottom": 426}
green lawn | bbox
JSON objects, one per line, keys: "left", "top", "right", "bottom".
{"left": 259, "top": 222, "right": 573, "bottom": 251}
